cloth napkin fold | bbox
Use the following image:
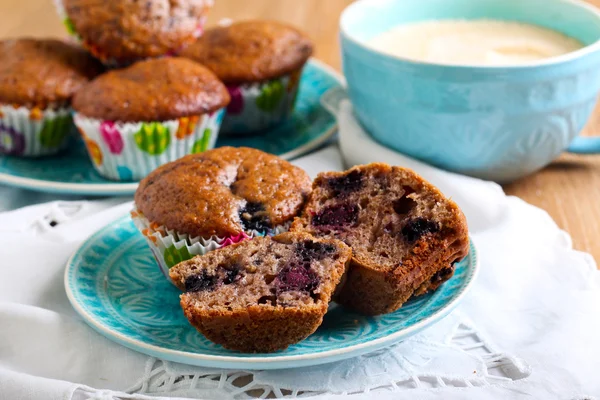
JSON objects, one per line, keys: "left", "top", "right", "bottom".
{"left": 1, "top": 103, "right": 599, "bottom": 399}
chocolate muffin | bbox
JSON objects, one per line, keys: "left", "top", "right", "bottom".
{"left": 0, "top": 38, "right": 102, "bottom": 157}
{"left": 181, "top": 20, "right": 314, "bottom": 134}
{"left": 60, "top": 0, "right": 213, "bottom": 65}
{"left": 170, "top": 231, "right": 352, "bottom": 352}
{"left": 292, "top": 163, "right": 470, "bottom": 316}
{"left": 72, "top": 57, "right": 230, "bottom": 181}
{"left": 132, "top": 147, "right": 313, "bottom": 281}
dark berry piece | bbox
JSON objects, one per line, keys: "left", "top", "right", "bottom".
{"left": 239, "top": 201, "right": 271, "bottom": 233}
{"left": 383, "top": 222, "right": 395, "bottom": 234}
{"left": 257, "top": 295, "right": 277, "bottom": 306}
{"left": 275, "top": 262, "right": 319, "bottom": 294}
{"left": 312, "top": 203, "right": 359, "bottom": 227}
{"left": 185, "top": 271, "right": 217, "bottom": 292}
{"left": 327, "top": 170, "right": 364, "bottom": 195}
{"left": 297, "top": 240, "right": 335, "bottom": 261}
{"left": 392, "top": 196, "right": 417, "bottom": 215}
{"left": 430, "top": 266, "right": 455, "bottom": 284}
{"left": 402, "top": 185, "right": 415, "bottom": 196}
{"left": 401, "top": 218, "right": 440, "bottom": 242}
{"left": 220, "top": 264, "right": 241, "bottom": 285}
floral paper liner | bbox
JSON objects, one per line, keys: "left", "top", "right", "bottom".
{"left": 131, "top": 207, "right": 290, "bottom": 285}
{"left": 73, "top": 109, "right": 224, "bottom": 181}
{"left": 0, "top": 104, "right": 74, "bottom": 157}
{"left": 222, "top": 68, "right": 303, "bottom": 135}
{"left": 53, "top": 0, "right": 214, "bottom": 67}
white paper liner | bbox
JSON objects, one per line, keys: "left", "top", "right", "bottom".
{"left": 221, "top": 69, "right": 302, "bottom": 135}
{"left": 53, "top": 0, "right": 214, "bottom": 67}
{"left": 0, "top": 105, "right": 73, "bottom": 157}
{"left": 73, "top": 109, "right": 224, "bottom": 181}
{"left": 131, "top": 207, "right": 290, "bottom": 284}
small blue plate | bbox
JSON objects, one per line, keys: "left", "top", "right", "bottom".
{"left": 65, "top": 216, "right": 479, "bottom": 370}
{"left": 0, "top": 59, "right": 342, "bottom": 196}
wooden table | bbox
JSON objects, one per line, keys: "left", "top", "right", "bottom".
{"left": 2, "top": 0, "right": 599, "bottom": 262}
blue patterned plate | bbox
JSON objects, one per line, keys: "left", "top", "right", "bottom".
{"left": 65, "top": 216, "right": 479, "bottom": 370}
{"left": 0, "top": 59, "right": 342, "bottom": 196}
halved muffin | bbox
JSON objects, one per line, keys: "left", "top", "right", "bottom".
{"left": 292, "top": 163, "right": 470, "bottom": 315}
{"left": 170, "top": 232, "right": 352, "bottom": 352}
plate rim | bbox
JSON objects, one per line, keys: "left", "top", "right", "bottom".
{"left": 0, "top": 58, "right": 343, "bottom": 197}
{"left": 64, "top": 216, "right": 480, "bottom": 370}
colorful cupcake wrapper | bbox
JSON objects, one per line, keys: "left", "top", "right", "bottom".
{"left": 0, "top": 105, "right": 74, "bottom": 157}
{"left": 131, "top": 207, "right": 289, "bottom": 284}
{"left": 54, "top": 0, "right": 214, "bottom": 67}
{"left": 221, "top": 68, "right": 303, "bottom": 135}
{"left": 73, "top": 109, "right": 225, "bottom": 181}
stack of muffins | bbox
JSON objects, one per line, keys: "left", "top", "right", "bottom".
{"left": 0, "top": 0, "right": 314, "bottom": 181}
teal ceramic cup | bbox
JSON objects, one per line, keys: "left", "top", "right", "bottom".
{"left": 340, "top": 0, "right": 600, "bottom": 182}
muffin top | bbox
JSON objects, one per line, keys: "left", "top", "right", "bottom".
{"left": 135, "top": 147, "right": 312, "bottom": 238}
{"left": 63, "top": 0, "right": 211, "bottom": 64}
{"left": 0, "top": 38, "right": 103, "bottom": 108}
{"left": 72, "top": 57, "right": 230, "bottom": 122}
{"left": 180, "top": 20, "right": 313, "bottom": 84}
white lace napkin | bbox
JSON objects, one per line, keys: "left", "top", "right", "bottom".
{"left": 0, "top": 104, "right": 599, "bottom": 399}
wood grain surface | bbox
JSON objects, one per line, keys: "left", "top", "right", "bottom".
{"left": 1, "top": 0, "right": 599, "bottom": 263}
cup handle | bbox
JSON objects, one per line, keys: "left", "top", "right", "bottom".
{"left": 567, "top": 136, "right": 600, "bottom": 154}
{"left": 320, "top": 87, "right": 349, "bottom": 116}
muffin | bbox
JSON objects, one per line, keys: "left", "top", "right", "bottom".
{"left": 180, "top": 20, "right": 313, "bottom": 134}
{"left": 56, "top": 0, "right": 213, "bottom": 66}
{"left": 292, "top": 163, "right": 470, "bottom": 316}
{"left": 170, "top": 231, "right": 352, "bottom": 352}
{"left": 132, "top": 146, "right": 313, "bottom": 282}
{"left": 72, "top": 57, "right": 230, "bottom": 181}
{"left": 0, "top": 38, "right": 102, "bottom": 157}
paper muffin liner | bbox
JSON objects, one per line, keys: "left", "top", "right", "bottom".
{"left": 131, "top": 207, "right": 290, "bottom": 285}
{"left": 53, "top": 0, "right": 214, "bottom": 67}
{"left": 73, "top": 109, "right": 225, "bottom": 181}
{"left": 221, "top": 68, "right": 303, "bottom": 135}
{"left": 0, "top": 104, "right": 74, "bottom": 157}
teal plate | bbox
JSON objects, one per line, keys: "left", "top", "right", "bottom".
{"left": 65, "top": 216, "right": 479, "bottom": 370}
{"left": 0, "top": 59, "right": 341, "bottom": 196}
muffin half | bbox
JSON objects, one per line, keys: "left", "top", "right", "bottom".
{"left": 292, "top": 163, "right": 470, "bottom": 315}
{"left": 170, "top": 232, "right": 352, "bottom": 352}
